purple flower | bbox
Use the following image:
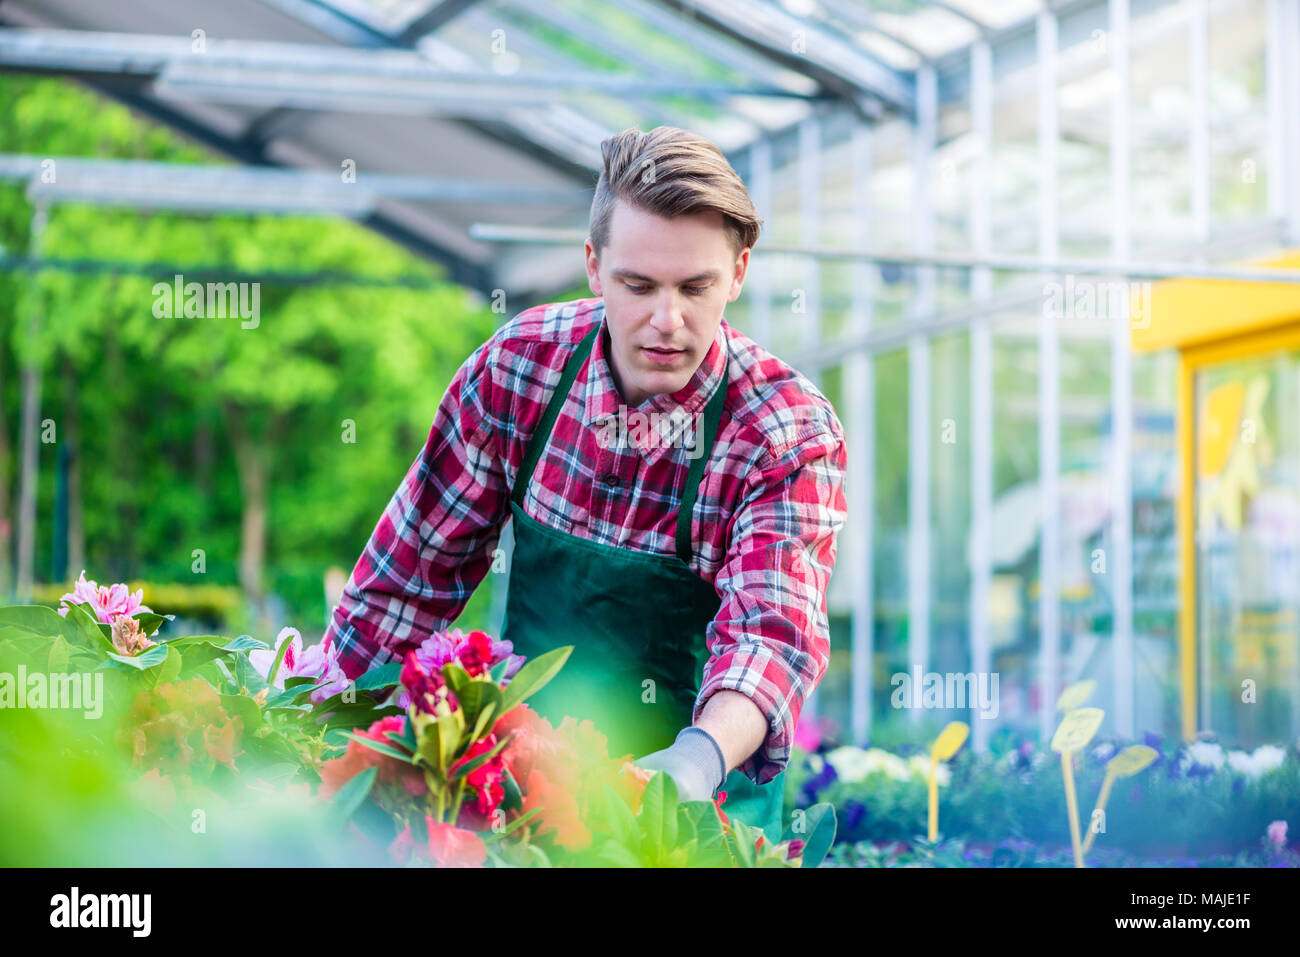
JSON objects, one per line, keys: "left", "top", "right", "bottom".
{"left": 799, "top": 760, "right": 838, "bottom": 806}
{"left": 1143, "top": 731, "right": 1164, "bottom": 753}
{"left": 842, "top": 799, "right": 866, "bottom": 830}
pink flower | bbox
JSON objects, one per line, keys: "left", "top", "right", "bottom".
{"left": 395, "top": 628, "right": 523, "bottom": 709}
{"left": 248, "top": 627, "right": 350, "bottom": 704}
{"left": 1267, "top": 820, "right": 1288, "bottom": 849}
{"left": 58, "top": 570, "right": 151, "bottom": 626}
{"left": 794, "top": 714, "right": 835, "bottom": 753}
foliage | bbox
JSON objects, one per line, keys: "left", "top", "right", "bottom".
{"left": 0, "top": 73, "right": 506, "bottom": 629}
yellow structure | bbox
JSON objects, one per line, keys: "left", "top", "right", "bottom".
{"left": 1135, "top": 250, "right": 1300, "bottom": 742}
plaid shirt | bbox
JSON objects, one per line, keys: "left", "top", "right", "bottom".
{"left": 323, "top": 296, "right": 848, "bottom": 785}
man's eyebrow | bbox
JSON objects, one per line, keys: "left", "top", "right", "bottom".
{"left": 611, "top": 268, "right": 721, "bottom": 284}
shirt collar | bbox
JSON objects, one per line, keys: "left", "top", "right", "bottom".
{"left": 582, "top": 309, "right": 729, "bottom": 464}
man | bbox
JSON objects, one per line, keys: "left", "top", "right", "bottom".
{"left": 323, "top": 126, "right": 848, "bottom": 841}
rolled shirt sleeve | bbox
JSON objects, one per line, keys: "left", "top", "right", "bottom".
{"left": 323, "top": 331, "right": 510, "bottom": 680}
{"left": 692, "top": 416, "right": 848, "bottom": 786}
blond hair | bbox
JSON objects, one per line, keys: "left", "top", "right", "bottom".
{"left": 588, "top": 126, "right": 762, "bottom": 260}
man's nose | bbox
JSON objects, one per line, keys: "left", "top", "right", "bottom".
{"left": 650, "top": 295, "right": 686, "bottom": 331}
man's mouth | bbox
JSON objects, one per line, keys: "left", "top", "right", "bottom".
{"left": 643, "top": 346, "right": 685, "bottom": 365}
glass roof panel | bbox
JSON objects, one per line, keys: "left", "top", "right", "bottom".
{"left": 942, "top": 0, "right": 1046, "bottom": 30}
{"left": 323, "top": 0, "right": 441, "bottom": 34}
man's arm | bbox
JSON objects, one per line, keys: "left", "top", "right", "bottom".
{"left": 692, "top": 417, "right": 849, "bottom": 785}
{"left": 323, "top": 332, "right": 510, "bottom": 680}
{"left": 695, "top": 689, "right": 767, "bottom": 775}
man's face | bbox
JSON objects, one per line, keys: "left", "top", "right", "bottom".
{"left": 585, "top": 199, "right": 748, "bottom": 408}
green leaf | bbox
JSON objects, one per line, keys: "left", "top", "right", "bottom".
{"left": 265, "top": 629, "right": 297, "bottom": 687}
{"left": 781, "top": 802, "right": 837, "bottom": 869}
{"left": 729, "top": 817, "right": 758, "bottom": 868}
{"left": 500, "top": 765, "right": 523, "bottom": 813}
{"left": 219, "top": 692, "right": 265, "bottom": 732}
{"left": 435, "top": 713, "right": 462, "bottom": 772}
{"left": 441, "top": 661, "right": 471, "bottom": 696}
{"left": 447, "top": 731, "right": 511, "bottom": 781}
{"left": 596, "top": 840, "right": 643, "bottom": 868}
{"left": 47, "top": 634, "right": 70, "bottom": 674}
{"left": 638, "top": 771, "right": 678, "bottom": 857}
{"left": 458, "top": 680, "right": 502, "bottom": 737}
{"left": 354, "top": 662, "right": 401, "bottom": 692}
{"left": 283, "top": 675, "right": 318, "bottom": 689}
{"left": 469, "top": 701, "right": 497, "bottom": 743}
{"left": 680, "top": 800, "right": 726, "bottom": 850}
{"left": 59, "top": 602, "right": 116, "bottom": 654}
{"left": 489, "top": 658, "right": 511, "bottom": 683}
{"left": 603, "top": 784, "right": 639, "bottom": 849}
{"left": 498, "top": 645, "right": 573, "bottom": 714}
{"left": 131, "top": 611, "right": 173, "bottom": 638}
{"left": 325, "top": 765, "right": 378, "bottom": 829}
{"left": 150, "top": 645, "right": 182, "bottom": 686}
{"left": 105, "top": 643, "right": 170, "bottom": 670}
{"left": 346, "top": 732, "right": 414, "bottom": 764}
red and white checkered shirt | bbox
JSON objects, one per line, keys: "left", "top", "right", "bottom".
{"left": 323, "top": 296, "right": 848, "bottom": 785}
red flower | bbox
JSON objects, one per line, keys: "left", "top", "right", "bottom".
{"left": 449, "top": 732, "right": 506, "bottom": 821}
{"left": 713, "top": 790, "right": 731, "bottom": 830}
{"left": 785, "top": 839, "right": 805, "bottom": 862}
{"left": 457, "top": 631, "right": 497, "bottom": 676}
{"left": 426, "top": 817, "right": 487, "bottom": 867}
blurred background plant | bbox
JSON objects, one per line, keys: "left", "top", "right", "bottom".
{"left": 0, "top": 74, "right": 574, "bottom": 640}
{"left": 785, "top": 718, "right": 1300, "bottom": 863}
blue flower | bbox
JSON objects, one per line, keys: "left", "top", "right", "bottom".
{"left": 842, "top": 799, "right": 866, "bottom": 830}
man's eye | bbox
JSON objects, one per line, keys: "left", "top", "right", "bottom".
{"left": 684, "top": 285, "right": 707, "bottom": 295}
{"left": 625, "top": 283, "right": 649, "bottom": 293}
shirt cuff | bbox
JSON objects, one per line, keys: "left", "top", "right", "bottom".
{"left": 691, "top": 658, "right": 799, "bottom": 787}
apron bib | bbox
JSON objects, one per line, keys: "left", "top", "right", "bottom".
{"left": 500, "top": 321, "right": 784, "bottom": 843}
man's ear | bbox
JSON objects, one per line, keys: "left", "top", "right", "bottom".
{"left": 728, "top": 247, "right": 750, "bottom": 300}
{"left": 585, "top": 238, "right": 603, "bottom": 297}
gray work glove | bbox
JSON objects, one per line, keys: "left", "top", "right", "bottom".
{"left": 634, "top": 726, "right": 728, "bottom": 802}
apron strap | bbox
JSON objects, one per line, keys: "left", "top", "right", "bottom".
{"left": 675, "top": 339, "right": 727, "bottom": 566}
{"left": 509, "top": 318, "right": 729, "bottom": 568}
{"left": 510, "top": 324, "right": 599, "bottom": 512}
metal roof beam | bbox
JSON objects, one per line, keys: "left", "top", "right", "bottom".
{"left": 395, "top": 0, "right": 485, "bottom": 45}
{"left": 68, "top": 77, "right": 493, "bottom": 292}
{"left": 648, "top": 0, "right": 914, "bottom": 118}
{"left": 0, "top": 28, "right": 817, "bottom": 104}
{"left": 0, "top": 153, "right": 593, "bottom": 211}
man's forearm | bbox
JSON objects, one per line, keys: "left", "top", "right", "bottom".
{"left": 694, "top": 689, "right": 767, "bottom": 775}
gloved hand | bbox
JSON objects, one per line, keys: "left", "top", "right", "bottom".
{"left": 634, "top": 726, "right": 728, "bottom": 802}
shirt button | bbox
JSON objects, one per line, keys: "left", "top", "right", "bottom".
{"left": 602, "top": 473, "right": 621, "bottom": 488}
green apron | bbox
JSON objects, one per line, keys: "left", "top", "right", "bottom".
{"left": 499, "top": 321, "right": 784, "bottom": 843}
